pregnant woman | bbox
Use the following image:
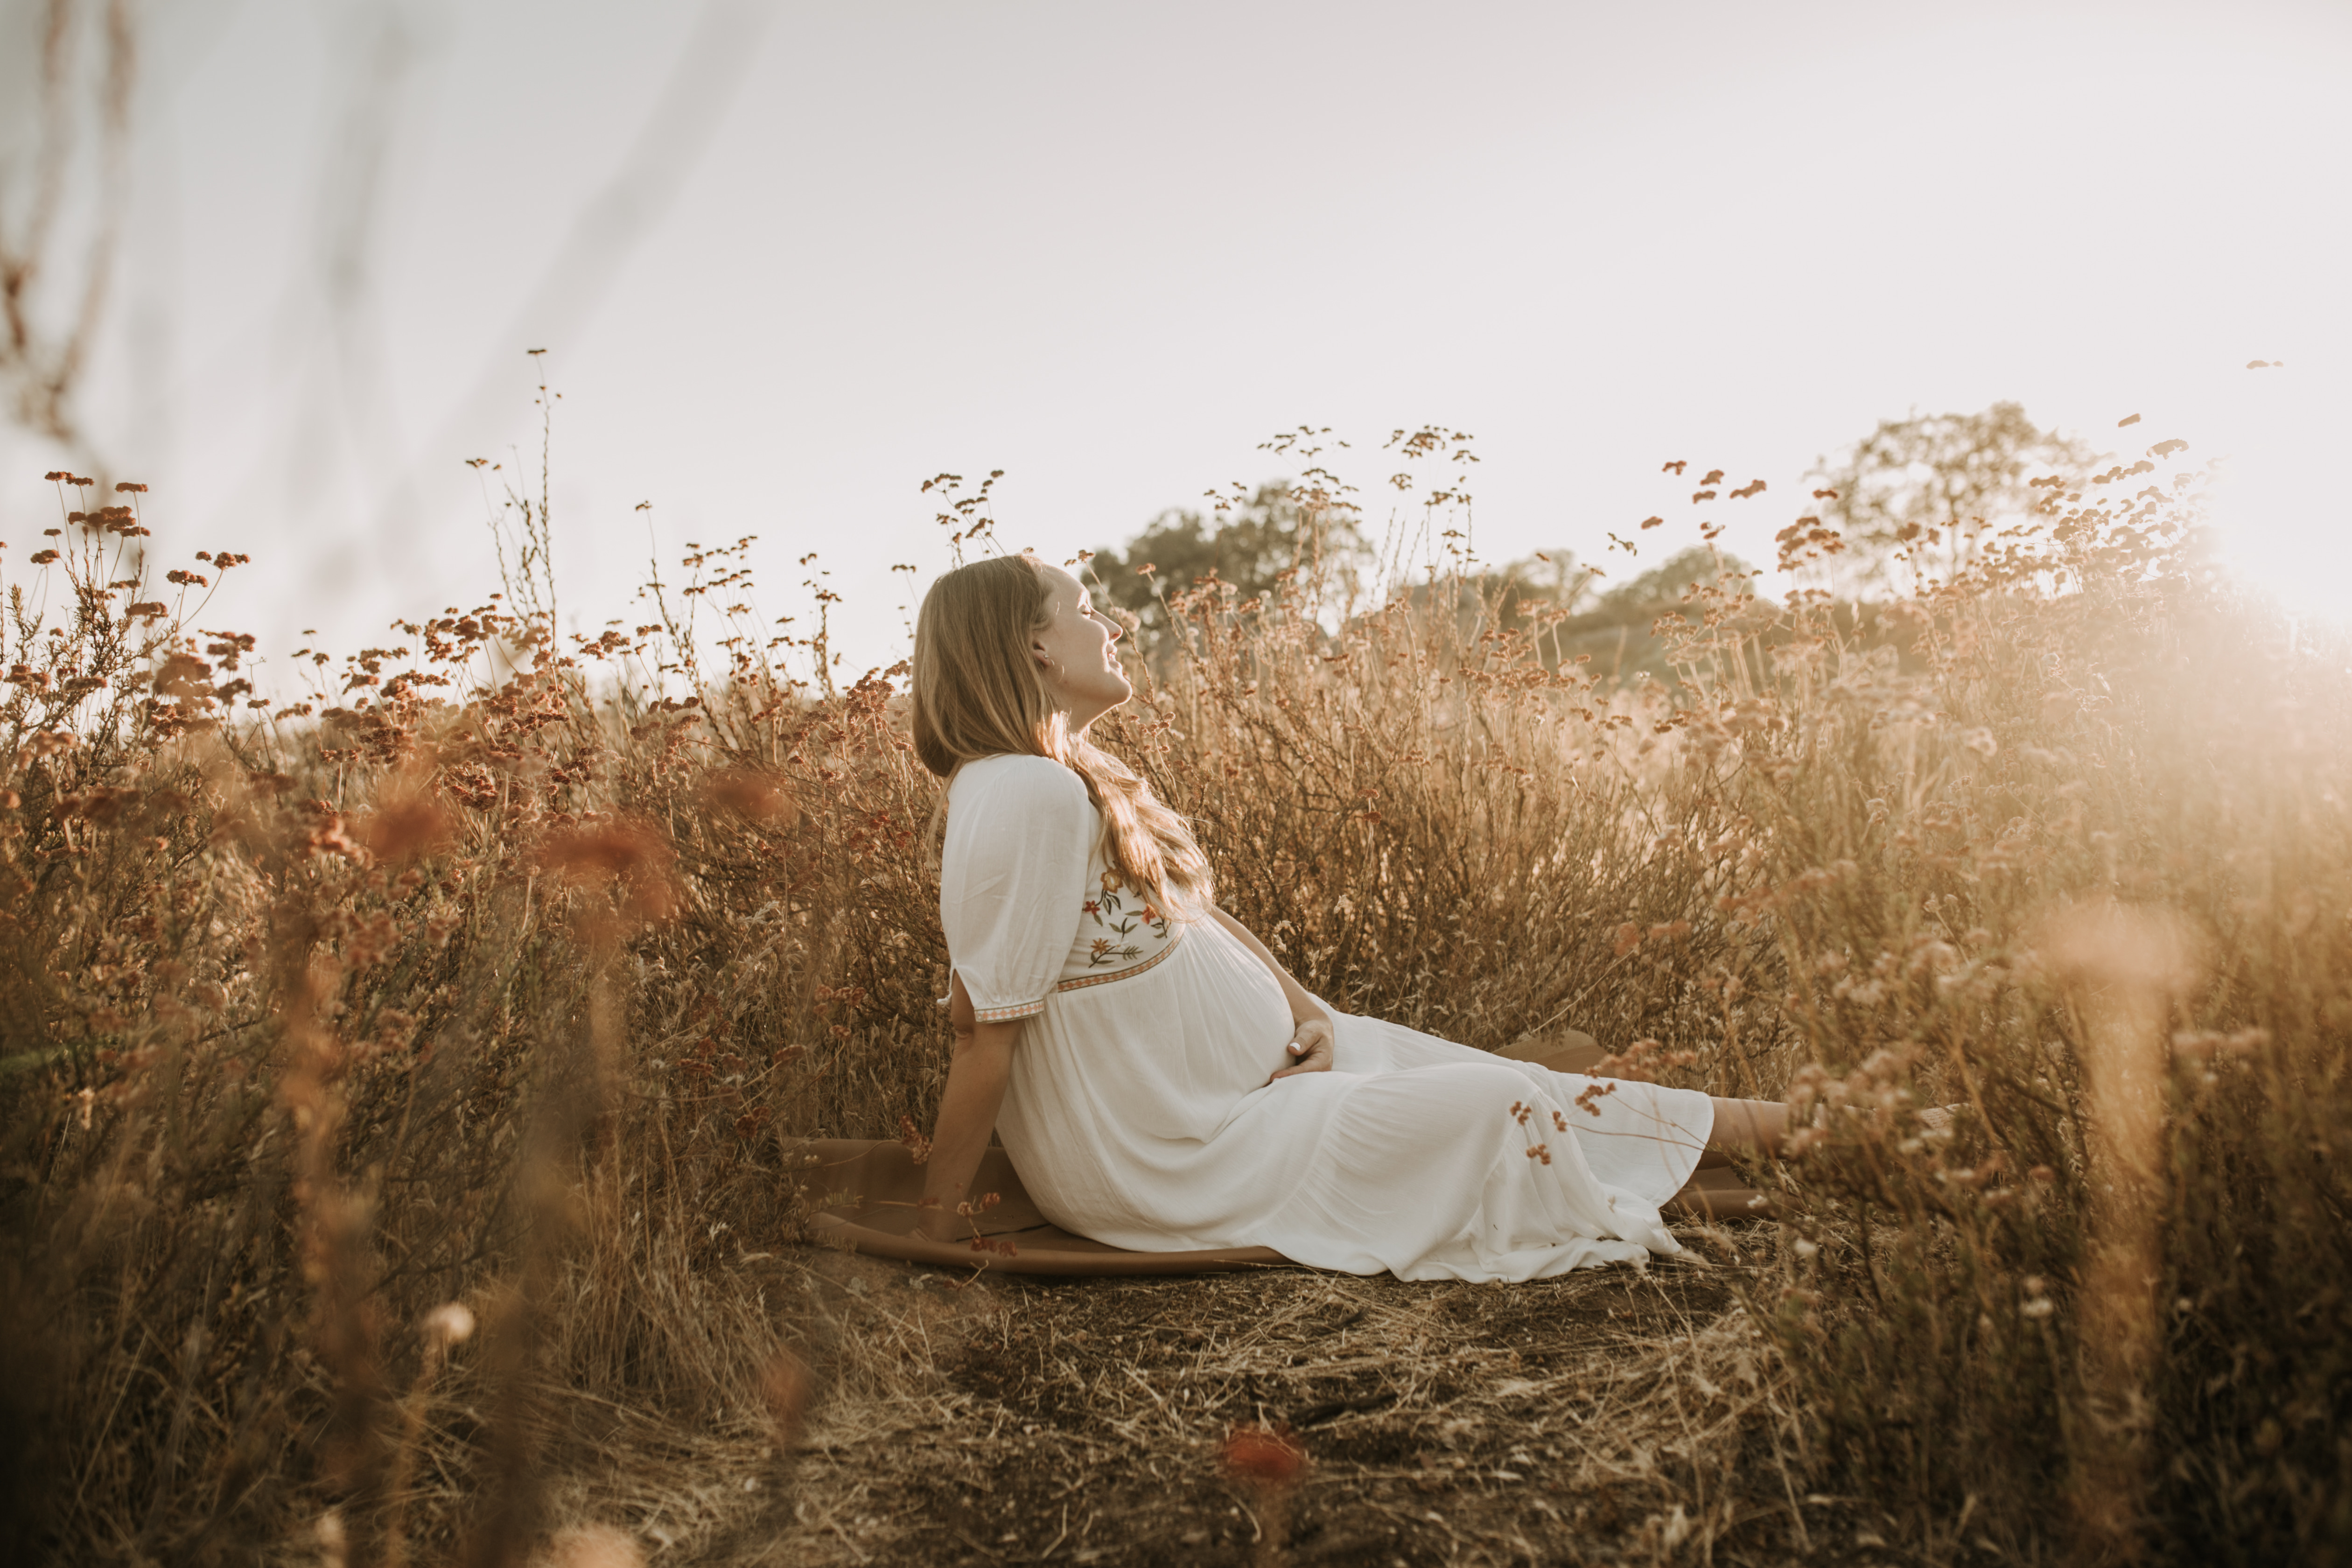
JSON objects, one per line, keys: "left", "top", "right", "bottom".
{"left": 909, "top": 553, "right": 1787, "bottom": 1281}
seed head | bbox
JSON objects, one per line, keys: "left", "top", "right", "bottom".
{"left": 424, "top": 1301, "right": 476, "bottom": 1347}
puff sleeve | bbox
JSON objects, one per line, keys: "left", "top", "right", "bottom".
{"left": 939, "top": 755, "right": 1097, "bottom": 1022}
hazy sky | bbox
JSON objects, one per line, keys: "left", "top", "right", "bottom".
{"left": 5, "top": 0, "right": 2348, "bottom": 683}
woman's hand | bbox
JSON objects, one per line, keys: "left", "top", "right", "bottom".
{"left": 1270, "top": 1014, "right": 1335, "bottom": 1081}
{"left": 1209, "top": 905, "right": 1341, "bottom": 1085}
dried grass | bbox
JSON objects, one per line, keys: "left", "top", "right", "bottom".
{"left": 775, "top": 1239, "right": 1806, "bottom": 1567}
{"left": 2, "top": 428, "right": 2345, "bottom": 1563}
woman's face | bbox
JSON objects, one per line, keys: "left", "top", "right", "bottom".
{"left": 1031, "top": 563, "right": 1131, "bottom": 729}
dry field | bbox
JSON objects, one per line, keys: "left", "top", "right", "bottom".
{"left": 2, "top": 432, "right": 2346, "bottom": 1566}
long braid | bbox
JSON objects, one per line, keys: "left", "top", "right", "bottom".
{"left": 1063, "top": 735, "right": 1213, "bottom": 913}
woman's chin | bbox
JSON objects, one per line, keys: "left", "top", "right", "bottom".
{"left": 1066, "top": 678, "right": 1133, "bottom": 731}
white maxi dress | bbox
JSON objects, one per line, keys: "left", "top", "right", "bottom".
{"left": 941, "top": 754, "right": 1715, "bottom": 1281}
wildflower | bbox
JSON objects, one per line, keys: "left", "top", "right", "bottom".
{"left": 299, "top": 801, "right": 362, "bottom": 860}
{"left": 152, "top": 651, "right": 212, "bottom": 697}
{"left": 896, "top": 1115, "right": 932, "bottom": 1164}
{"left": 444, "top": 762, "right": 499, "bottom": 810}
{"left": 1220, "top": 1423, "right": 1305, "bottom": 1488}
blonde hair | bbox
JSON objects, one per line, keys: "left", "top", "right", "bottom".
{"left": 910, "top": 554, "right": 1212, "bottom": 910}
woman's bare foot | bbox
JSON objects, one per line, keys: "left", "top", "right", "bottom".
{"left": 1667, "top": 1167, "right": 1781, "bottom": 1221}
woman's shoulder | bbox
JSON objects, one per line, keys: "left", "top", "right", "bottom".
{"left": 950, "top": 753, "right": 1091, "bottom": 811}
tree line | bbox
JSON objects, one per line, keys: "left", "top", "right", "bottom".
{"left": 1086, "top": 403, "right": 2099, "bottom": 684}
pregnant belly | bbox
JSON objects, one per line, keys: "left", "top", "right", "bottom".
{"left": 1191, "top": 920, "right": 1297, "bottom": 1051}
{"left": 1092, "top": 921, "right": 1296, "bottom": 1141}
{"left": 997, "top": 923, "right": 1323, "bottom": 1237}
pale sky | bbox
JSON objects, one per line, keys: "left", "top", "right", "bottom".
{"left": 4, "top": 0, "right": 2348, "bottom": 686}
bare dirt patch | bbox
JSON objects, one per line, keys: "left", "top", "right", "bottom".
{"left": 767, "top": 1224, "right": 1858, "bottom": 1567}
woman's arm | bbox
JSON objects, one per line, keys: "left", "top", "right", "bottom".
{"left": 917, "top": 974, "right": 1025, "bottom": 1242}
{"left": 1209, "top": 905, "right": 1336, "bottom": 1079}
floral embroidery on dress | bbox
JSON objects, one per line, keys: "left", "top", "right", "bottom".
{"left": 1084, "top": 866, "right": 1171, "bottom": 966}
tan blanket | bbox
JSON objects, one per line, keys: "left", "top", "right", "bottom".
{"left": 800, "top": 1035, "right": 1767, "bottom": 1276}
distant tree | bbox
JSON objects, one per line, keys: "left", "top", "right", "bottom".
{"left": 1806, "top": 402, "right": 2099, "bottom": 583}
{"left": 1592, "top": 546, "right": 1743, "bottom": 616}
{"left": 1387, "top": 545, "right": 1754, "bottom": 683}
{"left": 1491, "top": 549, "right": 1601, "bottom": 621}
{"left": 1089, "top": 482, "right": 1371, "bottom": 638}
{"left": 1478, "top": 547, "right": 1736, "bottom": 634}
{"left": 1542, "top": 546, "right": 1756, "bottom": 682}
